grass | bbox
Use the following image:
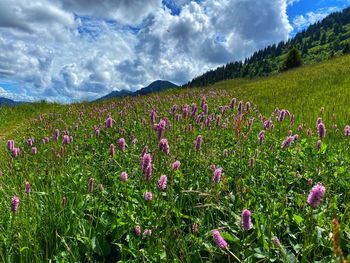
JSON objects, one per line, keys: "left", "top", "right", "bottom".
{"left": 0, "top": 55, "right": 349, "bottom": 262}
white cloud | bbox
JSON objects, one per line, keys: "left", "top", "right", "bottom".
{"left": 287, "top": 0, "right": 300, "bottom": 6}
{"left": 0, "top": 86, "right": 34, "bottom": 101}
{"left": 293, "top": 6, "right": 340, "bottom": 31}
{"left": 0, "top": 0, "right": 293, "bottom": 102}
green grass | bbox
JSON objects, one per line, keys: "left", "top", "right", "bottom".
{"left": 0, "top": 55, "right": 350, "bottom": 262}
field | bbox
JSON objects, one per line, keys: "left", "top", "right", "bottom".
{"left": 0, "top": 55, "right": 350, "bottom": 262}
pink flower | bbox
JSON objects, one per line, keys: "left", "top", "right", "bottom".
{"left": 31, "top": 147, "right": 38, "bottom": 155}
{"left": 212, "top": 230, "right": 228, "bottom": 249}
{"left": 11, "top": 195, "right": 19, "bottom": 213}
{"left": 307, "top": 183, "right": 326, "bottom": 208}
{"left": 135, "top": 225, "right": 141, "bottom": 236}
{"left": 110, "top": 144, "right": 115, "bottom": 157}
{"left": 25, "top": 181, "right": 31, "bottom": 195}
{"left": 242, "top": 209, "right": 252, "bottom": 230}
{"left": 171, "top": 160, "right": 180, "bottom": 171}
{"left": 120, "top": 172, "right": 128, "bottom": 182}
{"left": 119, "top": 138, "right": 126, "bottom": 152}
{"left": 317, "top": 123, "right": 326, "bottom": 139}
{"left": 7, "top": 140, "right": 14, "bottom": 150}
{"left": 158, "top": 138, "right": 170, "bottom": 154}
{"left": 158, "top": 175, "right": 167, "bottom": 190}
{"left": 105, "top": 116, "right": 113, "bottom": 128}
{"left": 195, "top": 135, "right": 202, "bottom": 151}
{"left": 12, "top": 148, "right": 19, "bottom": 158}
{"left": 213, "top": 167, "right": 222, "bottom": 184}
{"left": 144, "top": 191, "right": 153, "bottom": 202}
{"left": 143, "top": 229, "right": 152, "bottom": 238}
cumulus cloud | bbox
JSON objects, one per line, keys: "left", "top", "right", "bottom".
{"left": 0, "top": 0, "right": 293, "bottom": 102}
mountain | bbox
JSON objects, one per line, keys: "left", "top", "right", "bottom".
{"left": 134, "top": 80, "right": 178, "bottom": 96}
{"left": 186, "top": 6, "right": 350, "bottom": 88}
{"left": 0, "top": 97, "right": 24, "bottom": 106}
{"left": 96, "top": 89, "right": 133, "bottom": 101}
{"left": 97, "top": 80, "right": 178, "bottom": 101}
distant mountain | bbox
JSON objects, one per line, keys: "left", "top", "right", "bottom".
{"left": 96, "top": 80, "right": 178, "bottom": 101}
{"left": 96, "top": 89, "right": 133, "bottom": 101}
{"left": 0, "top": 97, "right": 25, "bottom": 106}
{"left": 186, "top": 6, "right": 350, "bottom": 87}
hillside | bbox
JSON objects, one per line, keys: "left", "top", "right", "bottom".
{"left": 0, "top": 54, "right": 349, "bottom": 262}
{"left": 0, "top": 97, "right": 24, "bottom": 106}
{"left": 186, "top": 6, "right": 350, "bottom": 87}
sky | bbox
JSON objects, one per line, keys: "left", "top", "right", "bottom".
{"left": 0, "top": 0, "right": 349, "bottom": 102}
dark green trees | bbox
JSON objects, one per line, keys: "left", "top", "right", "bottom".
{"left": 282, "top": 48, "right": 302, "bottom": 71}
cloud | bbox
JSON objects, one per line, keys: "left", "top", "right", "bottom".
{"left": 0, "top": 0, "right": 293, "bottom": 102}
{"left": 293, "top": 6, "right": 340, "bottom": 31}
{"left": 0, "top": 86, "right": 34, "bottom": 101}
{"left": 287, "top": 0, "right": 300, "bottom": 6}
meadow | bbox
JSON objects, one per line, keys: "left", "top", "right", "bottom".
{"left": 0, "top": 55, "right": 349, "bottom": 262}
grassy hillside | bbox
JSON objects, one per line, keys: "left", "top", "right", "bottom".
{"left": 187, "top": 7, "right": 350, "bottom": 87}
{"left": 0, "top": 55, "right": 349, "bottom": 262}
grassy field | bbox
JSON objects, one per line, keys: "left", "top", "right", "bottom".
{"left": 0, "top": 55, "right": 349, "bottom": 262}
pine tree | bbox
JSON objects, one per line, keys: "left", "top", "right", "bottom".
{"left": 281, "top": 48, "right": 302, "bottom": 71}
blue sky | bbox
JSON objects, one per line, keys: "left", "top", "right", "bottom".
{"left": 0, "top": 0, "right": 349, "bottom": 102}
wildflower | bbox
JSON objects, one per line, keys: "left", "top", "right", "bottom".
{"left": 135, "top": 225, "right": 141, "bottom": 236}
{"left": 144, "top": 191, "right": 152, "bottom": 202}
{"left": 145, "top": 165, "right": 152, "bottom": 181}
{"left": 143, "top": 229, "right": 152, "bottom": 238}
{"left": 212, "top": 230, "right": 228, "bottom": 249}
{"left": 120, "top": 172, "right": 128, "bottom": 182}
{"left": 141, "top": 153, "right": 151, "bottom": 171}
{"left": 119, "top": 138, "right": 126, "bottom": 152}
{"left": 281, "top": 136, "right": 294, "bottom": 149}
{"left": 7, "top": 140, "right": 14, "bottom": 150}
{"left": 258, "top": 130, "right": 265, "bottom": 144}
{"left": 307, "top": 183, "right": 326, "bottom": 208}
{"left": 195, "top": 135, "right": 202, "bottom": 151}
{"left": 25, "top": 181, "right": 31, "bottom": 195}
{"left": 63, "top": 135, "right": 70, "bottom": 145}
{"left": 11, "top": 196, "right": 19, "bottom": 213}
{"left": 105, "top": 116, "right": 113, "bottom": 128}
{"left": 31, "top": 147, "right": 38, "bottom": 155}
{"left": 213, "top": 168, "right": 222, "bottom": 184}
{"left": 245, "top": 101, "right": 251, "bottom": 111}
{"left": 27, "top": 138, "right": 33, "bottom": 146}
{"left": 272, "top": 237, "right": 281, "bottom": 247}
{"left": 317, "top": 123, "right": 326, "bottom": 139}
{"left": 242, "top": 209, "right": 252, "bottom": 230}
{"left": 316, "top": 139, "right": 322, "bottom": 150}
{"left": 171, "top": 160, "right": 180, "bottom": 171}
{"left": 150, "top": 110, "right": 157, "bottom": 124}
{"left": 223, "top": 149, "right": 229, "bottom": 158}
{"left": 237, "top": 101, "right": 243, "bottom": 115}
{"left": 183, "top": 104, "right": 189, "bottom": 117}
{"left": 54, "top": 129, "right": 60, "bottom": 140}
{"left": 230, "top": 98, "right": 236, "bottom": 109}
{"left": 344, "top": 125, "right": 350, "bottom": 136}
{"left": 110, "top": 144, "right": 115, "bottom": 157}
{"left": 158, "top": 138, "right": 170, "bottom": 154}
{"left": 88, "top": 177, "right": 94, "bottom": 193}
{"left": 12, "top": 148, "right": 19, "bottom": 158}
{"left": 158, "top": 175, "right": 167, "bottom": 190}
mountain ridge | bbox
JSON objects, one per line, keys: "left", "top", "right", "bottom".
{"left": 96, "top": 80, "right": 178, "bottom": 101}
